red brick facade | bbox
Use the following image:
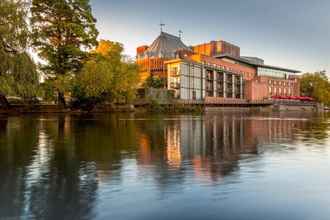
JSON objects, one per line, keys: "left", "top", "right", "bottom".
{"left": 182, "top": 54, "right": 300, "bottom": 101}
{"left": 245, "top": 76, "right": 300, "bottom": 101}
{"left": 244, "top": 79, "right": 269, "bottom": 101}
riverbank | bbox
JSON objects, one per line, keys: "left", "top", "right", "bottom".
{"left": 0, "top": 101, "right": 324, "bottom": 115}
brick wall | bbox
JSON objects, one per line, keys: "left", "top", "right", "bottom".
{"left": 244, "top": 79, "right": 269, "bottom": 101}
{"left": 192, "top": 40, "right": 240, "bottom": 58}
{"left": 245, "top": 76, "right": 301, "bottom": 101}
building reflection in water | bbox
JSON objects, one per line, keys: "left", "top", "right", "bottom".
{"left": 153, "top": 114, "right": 309, "bottom": 183}
{"left": 165, "top": 122, "right": 182, "bottom": 168}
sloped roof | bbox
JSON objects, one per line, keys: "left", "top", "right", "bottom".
{"left": 215, "top": 54, "right": 300, "bottom": 73}
{"left": 145, "top": 32, "right": 191, "bottom": 58}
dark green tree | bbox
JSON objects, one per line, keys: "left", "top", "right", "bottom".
{"left": 31, "top": 0, "right": 98, "bottom": 106}
{"left": 0, "top": 0, "right": 39, "bottom": 101}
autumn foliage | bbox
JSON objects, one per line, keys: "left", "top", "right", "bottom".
{"left": 73, "top": 40, "right": 138, "bottom": 105}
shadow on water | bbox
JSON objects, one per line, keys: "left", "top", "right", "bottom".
{"left": 0, "top": 112, "right": 329, "bottom": 219}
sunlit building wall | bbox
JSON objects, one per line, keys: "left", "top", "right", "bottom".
{"left": 137, "top": 32, "right": 301, "bottom": 101}
{"left": 193, "top": 40, "right": 241, "bottom": 58}
{"left": 166, "top": 55, "right": 246, "bottom": 100}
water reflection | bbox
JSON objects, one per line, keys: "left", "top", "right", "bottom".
{"left": 0, "top": 112, "right": 329, "bottom": 219}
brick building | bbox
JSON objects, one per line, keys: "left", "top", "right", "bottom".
{"left": 137, "top": 31, "right": 301, "bottom": 101}
{"left": 214, "top": 55, "right": 300, "bottom": 100}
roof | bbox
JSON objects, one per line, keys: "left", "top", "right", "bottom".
{"left": 215, "top": 54, "right": 300, "bottom": 73}
{"left": 240, "top": 56, "right": 264, "bottom": 65}
{"left": 144, "top": 32, "right": 191, "bottom": 59}
{"left": 256, "top": 63, "right": 300, "bottom": 73}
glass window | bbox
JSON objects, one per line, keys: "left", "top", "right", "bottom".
{"left": 258, "top": 67, "right": 289, "bottom": 78}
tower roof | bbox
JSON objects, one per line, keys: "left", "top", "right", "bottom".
{"left": 145, "top": 32, "right": 191, "bottom": 58}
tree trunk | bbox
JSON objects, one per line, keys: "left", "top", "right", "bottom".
{"left": 58, "top": 91, "right": 66, "bottom": 108}
{"left": 0, "top": 93, "right": 10, "bottom": 109}
{"left": 0, "top": 118, "right": 7, "bottom": 136}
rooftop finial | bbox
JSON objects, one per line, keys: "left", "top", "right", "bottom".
{"left": 179, "top": 30, "right": 183, "bottom": 39}
{"left": 160, "top": 23, "right": 165, "bottom": 33}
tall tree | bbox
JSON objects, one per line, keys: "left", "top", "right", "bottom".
{"left": 73, "top": 40, "right": 138, "bottom": 109}
{"left": 0, "top": 0, "right": 39, "bottom": 101}
{"left": 31, "top": 0, "right": 98, "bottom": 105}
{"left": 0, "top": 0, "right": 29, "bottom": 56}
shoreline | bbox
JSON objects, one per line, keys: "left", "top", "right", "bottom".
{"left": 0, "top": 102, "right": 324, "bottom": 115}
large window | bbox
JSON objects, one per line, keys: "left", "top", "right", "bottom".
{"left": 235, "top": 75, "right": 241, "bottom": 98}
{"left": 180, "top": 63, "right": 203, "bottom": 100}
{"left": 217, "top": 72, "right": 224, "bottom": 97}
{"left": 226, "top": 74, "right": 233, "bottom": 98}
{"left": 206, "top": 69, "right": 214, "bottom": 97}
{"left": 258, "top": 67, "right": 293, "bottom": 79}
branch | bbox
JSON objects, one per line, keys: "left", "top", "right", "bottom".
{"left": 0, "top": 37, "right": 18, "bottom": 54}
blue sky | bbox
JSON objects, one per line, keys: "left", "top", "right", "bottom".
{"left": 91, "top": 0, "right": 330, "bottom": 73}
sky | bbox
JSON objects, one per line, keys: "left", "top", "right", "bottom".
{"left": 91, "top": 0, "right": 330, "bottom": 74}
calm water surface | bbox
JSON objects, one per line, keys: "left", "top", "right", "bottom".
{"left": 0, "top": 112, "right": 330, "bottom": 220}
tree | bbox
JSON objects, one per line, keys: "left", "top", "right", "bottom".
{"left": 0, "top": 0, "right": 39, "bottom": 101}
{"left": 73, "top": 40, "right": 138, "bottom": 109}
{"left": 144, "top": 76, "right": 166, "bottom": 88}
{"left": 10, "top": 53, "right": 39, "bottom": 100}
{"left": 0, "top": 52, "right": 39, "bottom": 101}
{"left": 31, "top": 0, "right": 98, "bottom": 106}
{"left": 0, "top": 0, "right": 29, "bottom": 56}
{"left": 300, "top": 71, "right": 330, "bottom": 105}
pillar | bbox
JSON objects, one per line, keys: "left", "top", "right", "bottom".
{"left": 202, "top": 65, "right": 206, "bottom": 99}
{"left": 240, "top": 76, "right": 243, "bottom": 99}
{"left": 213, "top": 70, "right": 217, "bottom": 97}
{"left": 232, "top": 74, "right": 235, "bottom": 98}
{"left": 223, "top": 72, "right": 227, "bottom": 98}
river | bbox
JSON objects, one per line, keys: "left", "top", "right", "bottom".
{"left": 0, "top": 112, "right": 329, "bottom": 220}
